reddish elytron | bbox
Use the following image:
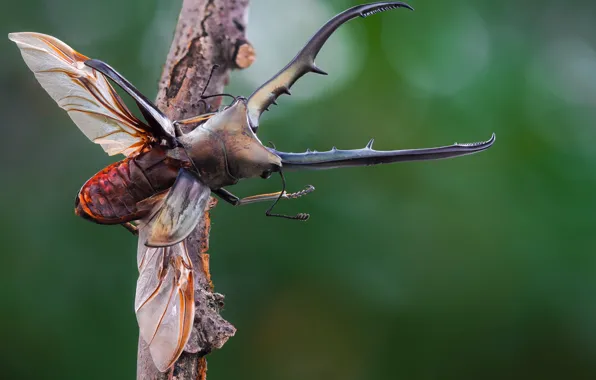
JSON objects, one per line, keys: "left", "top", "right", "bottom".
{"left": 76, "top": 146, "right": 188, "bottom": 224}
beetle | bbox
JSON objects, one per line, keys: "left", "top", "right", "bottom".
{"left": 9, "top": 1, "right": 494, "bottom": 372}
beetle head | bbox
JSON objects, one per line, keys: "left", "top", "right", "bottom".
{"left": 178, "top": 97, "right": 281, "bottom": 189}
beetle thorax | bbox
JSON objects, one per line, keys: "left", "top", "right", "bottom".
{"left": 178, "top": 99, "right": 281, "bottom": 189}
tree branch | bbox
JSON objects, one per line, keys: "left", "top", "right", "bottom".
{"left": 137, "top": 1, "right": 252, "bottom": 378}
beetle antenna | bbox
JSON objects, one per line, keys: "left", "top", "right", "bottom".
{"left": 197, "top": 64, "right": 236, "bottom": 111}
{"left": 200, "top": 64, "right": 219, "bottom": 98}
{"left": 265, "top": 169, "right": 310, "bottom": 221}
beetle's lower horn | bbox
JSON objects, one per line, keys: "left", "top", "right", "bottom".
{"left": 269, "top": 133, "right": 496, "bottom": 171}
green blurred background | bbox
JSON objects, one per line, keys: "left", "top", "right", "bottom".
{"left": 2, "top": 0, "right": 596, "bottom": 379}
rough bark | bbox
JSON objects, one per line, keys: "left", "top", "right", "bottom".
{"left": 137, "top": 0, "right": 252, "bottom": 378}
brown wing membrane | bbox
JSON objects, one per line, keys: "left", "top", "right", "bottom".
{"left": 9, "top": 32, "right": 152, "bottom": 156}
{"left": 246, "top": 2, "right": 413, "bottom": 132}
{"left": 135, "top": 220, "right": 194, "bottom": 372}
{"left": 145, "top": 169, "right": 212, "bottom": 247}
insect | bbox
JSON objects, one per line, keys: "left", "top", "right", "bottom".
{"left": 10, "top": 1, "right": 494, "bottom": 372}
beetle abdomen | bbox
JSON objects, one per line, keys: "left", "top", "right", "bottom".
{"left": 75, "top": 147, "right": 185, "bottom": 224}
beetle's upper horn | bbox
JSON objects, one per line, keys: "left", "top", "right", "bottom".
{"left": 246, "top": 2, "right": 413, "bottom": 132}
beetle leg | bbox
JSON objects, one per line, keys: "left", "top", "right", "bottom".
{"left": 172, "top": 114, "right": 215, "bottom": 136}
{"left": 212, "top": 188, "right": 240, "bottom": 205}
{"left": 122, "top": 222, "right": 139, "bottom": 236}
{"left": 213, "top": 185, "right": 314, "bottom": 206}
{"left": 173, "top": 113, "right": 216, "bottom": 126}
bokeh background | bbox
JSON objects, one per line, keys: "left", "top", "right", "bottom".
{"left": 2, "top": 0, "right": 596, "bottom": 379}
